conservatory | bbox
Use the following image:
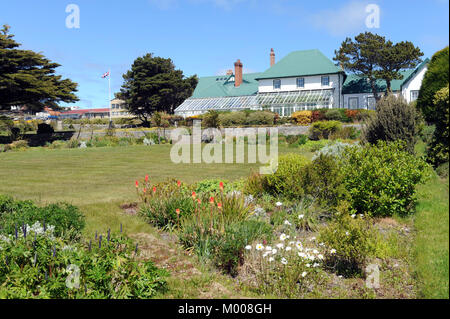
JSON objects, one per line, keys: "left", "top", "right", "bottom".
{"left": 175, "top": 89, "right": 334, "bottom": 117}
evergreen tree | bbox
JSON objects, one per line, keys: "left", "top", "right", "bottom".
{"left": 0, "top": 25, "right": 78, "bottom": 111}
{"left": 118, "top": 53, "right": 198, "bottom": 126}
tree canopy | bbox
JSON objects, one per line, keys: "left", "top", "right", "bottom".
{"left": 416, "top": 46, "right": 449, "bottom": 123}
{"left": 334, "top": 32, "right": 423, "bottom": 99}
{"left": 0, "top": 25, "right": 79, "bottom": 111}
{"left": 118, "top": 53, "right": 198, "bottom": 125}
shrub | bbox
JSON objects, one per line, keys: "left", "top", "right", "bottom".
{"left": 329, "top": 126, "right": 359, "bottom": 140}
{"left": 419, "top": 125, "right": 436, "bottom": 145}
{"left": 319, "top": 209, "right": 379, "bottom": 277}
{"left": 355, "top": 109, "right": 374, "bottom": 122}
{"left": 0, "top": 227, "right": 167, "bottom": 298}
{"left": 5, "top": 140, "right": 29, "bottom": 151}
{"left": 361, "top": 94, "right": 419, "bottom": 154}
{"left": 291, "top": 111, "right": 312, "bottom": 125}
{"left": 345, "top": 110, "right": 359, "bottom": 122}
{"left": 427, "top": 85, "right": 449, "bottom": 167}
{"left": 301, "top": 155, "right": 348, "bottom": 207}
{"left": 0, "top": 196, "right": 85, "bottom": 241}
{"left": 37, "top": 123, "right": 54, "bottom": 135}
{"left": 202, "top": 110, "right": 221, "bottom": 128}
{"left": 313, "top": 141, "right": 354, "bottom": 160}
{"left": 436, "top": 162, "right": 449, "bottom": 178}
{"left": 246, "top": 111, "right": 275, "bottom": 126}
{"left": 311, "top": 109, "right": 327, "bottom": 122}
{"left": 324, "top": 109, "right": 342, "bottom": 121}
{"left": 309, "top": 121, "right": 342, "bottom": 140}
{"left": 340, "top": 141, "right": 431, "bottom": 217}
{"left": 265, "top": 154, "right": 310, "bottom": 199}
{"left": 219, "top": 112, "right": 247, "bottom": 127}
{"left": 417, "top": 46, "right": 449, "bottom": 123}
{"left": 243, "top": 172, "right": 268, "bottom": 196}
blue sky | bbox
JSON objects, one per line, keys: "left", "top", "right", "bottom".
{"left": 1, "top": 0, "right": 448, "bottom": 109}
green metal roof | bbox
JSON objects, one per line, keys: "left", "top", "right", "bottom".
{"left": 191, "top": 73, "right": 262, "bottom": 98}
{"left": 256, "top": 49, "right": 343, "bottom": 80}
{"left": 342, "top": 59, "right": 429, "bottom": 94}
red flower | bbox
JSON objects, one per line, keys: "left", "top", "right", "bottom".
{"left": 152, "top": 187, "right": 157, "bottom": 193}
{"left": 145, "top": 175, "right": 149, "bottom": 182}
{"left": 263, "top": 240, "right": 267, "bottom": 245}
{"left": 217, "top": 203, "right": 223, "bottom": 209}
{"left": 219, "top": 182, "right": 224, "bottom": 191}
{"left": 192, "top": 191, "right": 197, "bottom": 199}
{"left": 143, "top": 188, "right": 147, "bottom": 193}
{"left": 209, "top": 197, "right": 215, "bottom": 204}
{"left": 177, "top": 180, "right": 181, "bottom": 187}
{"left": 197, "top": 199, "right": 201, "bottom": 204}
{"left": 176, "top": 209, "right": 180, "bottom": 215}
{"left": 135, "top": 181, "right": 139, "bottom": 188}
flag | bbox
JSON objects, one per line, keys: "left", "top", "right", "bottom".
{"left": 102, "top": 71, "right": 110, "bottom": 78}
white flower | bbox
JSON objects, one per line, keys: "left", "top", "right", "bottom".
{"left": 256, "top": 244, "right": 264, "bottom": 251}
{"left": 318, "top": 254, "right": 324, "bottom": 260}
{"left": 319, "top": 242, "right": 325, "bottom": 247}
{"left": 302, "top": 271, "right": 308, "bottom": 277}
{"left": 276, "top": 243, "right": 284, "bottom": 249}
{"left": 360, "top": 214, "right": 364, "bottom": 218}
{"left": 279, "top": 233, "right": 287, "bottom": 241}
{"left": 269, "top": 257, "right": 274, "bottom": 262}
{"left": 298, "top": 214, "right": 305, "bottom": 219}
{"left": 298, "top": 252, "right": 306, "bottom": 258}
{"left": 285, "top": 246, "right": 292, "bottom": 252}
{"left": 276, "top": 202, "right": 283, "bottom": 207}
{"left": 263, "top": 252, "right": 270, "bottom": 258}
{"left": 284, "top": 220, "right": 292, "bottom": 226}
{"left": 281, "top": 258, "right": 288, "bottom": 265}
{"left": 313, "top": 249, "right": 319, "bottom": 254}
{"left": 351, "top": 214, "right": 356, "bottom": 219}
{"left": 265, "top": 246, "right": 272, "bottom": 251}
{"left": 330, "top": 249, "right": 336, "bottom": 254}
{"left": 313, "top": 263, "right": 320, "bottom": 268}
{"left": 245, "top": 245, "right": 252, "bottom": 250}
{"left": 345, "top": 231, "right": 350, "bottom": 236}
{"left": 295, "top": 242, "right": 303, "bottom": 250}
{"left": 306, "top": 263, "right": 311, "bottom": 268}
{"left": 310, "top": 237, "right": 316, "bottom": 241}
{"left": 272, "top": 249, "right": 278, "bottom": 255}
{"left": 308, "top": 255, "right": 315, "bottom": 261}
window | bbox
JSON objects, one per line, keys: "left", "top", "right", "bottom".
{"left": 296, "top": 78, "right": 305, "bottom": 88}
{"left": 321, "top": 76, "right": 330, "bottom": 87}
{"left": 273, "top": 79, "right": 281, "bottom": 90}
{"left": 348, "top": 97, "right": 359, "bottom": 109}
{"left": 273, "top": 107, "right": 282, "bottom": 115}
{"left": 410, "top": 90, "right": 419, "bottom": 102}
{"left": 367, "top": 97, "right": 376, "bottom": 110}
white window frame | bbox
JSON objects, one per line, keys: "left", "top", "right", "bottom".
{"left": 296, "top": 77, "right": 305, "bottom": 88}
{"left": 321, "top": 76, "right": 330, "bottom": 87}
{"left": 410, "top": 90, "right": 419, "bottom": 102}
{"left": 348, "top": 97, "right": 359, "bottom": 109}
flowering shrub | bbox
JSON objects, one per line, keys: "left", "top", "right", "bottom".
{"left": 312, "top": 141, "right": 355, "bottom": 160}
{"left": 0, "top": 223, "right": 167, "bottom": 298}
{"left": 0, "top": 196, "right": 85, "bottom": 241}
{"left": 265, "top": 154, "right": 310, "bottom": 199}
{"left": 318, "top": 209, "right": 379, "bottom": 277}
{"left": 340, "top": 141, "right": 432, "bottom": 217}
{"left": 244, "top": 233, "right": 327, "bottom": 297}
{"left": 291, "top": 111, "right": 313, "bottom": 125}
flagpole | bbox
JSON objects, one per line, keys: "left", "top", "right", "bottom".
{"left": 108, "top": 69, "right": 112, "bottom": 126}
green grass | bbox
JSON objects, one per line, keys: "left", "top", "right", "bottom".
{"left": 414, "top": 175, "right": 449, "bottom": 299}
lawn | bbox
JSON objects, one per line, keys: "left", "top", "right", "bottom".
{"left": 414, "top": 175, "right": 449, "bottom": 298}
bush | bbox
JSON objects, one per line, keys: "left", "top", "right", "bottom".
{"left": 218, "top": 112, "right": 247, "bottom": 127}
{"left": 291, "top": 111, "right": 312, "bottom": 125}
{"left": 324, "top": 109, "right": 342, "bottom": 121}
{"left": 0, "top": 227, "right": 167, "bottom": 298}
{"left": 194, "top": 179, "right": 233, "bottom": 196}
{"left": 319, "top": 208, "right": 379, "bottom": 277}
{"left": 243, "top": 172, "right": 268, "bottom": 197}
{"left": 355, "top": 109, "right": 374, "bottom": 122}
{"left": 301, "top": 155, "right": 348, "bottom": 207}
{"left": 309, "top": 121, "right": 342, "bottom": 140}
{"left": 340, "top": 141, "right": 431, "bottom": 217}
{"left": 427, "top": 85, "right": 449, "bottom": 167}
{"left": 0, "top": 196, "right": 85, "bottom": 241}
{"left": 202, "top": 110, "right": 220, "bottom": 128}
{"left": 37, "top": 123, "right": 54, "bottom": 135}
{"left": 5, "top": 140, "right": 29, "bottom": 151}
{"left": 417, "top": 46, "right": 449, "bottom": 123}
{"left": 329, "top": 126, "right": 359, "bottom": 140}
{"left": 419, "top": 125, "right": 436, "bottom": 145}
{"left": 361, "top": 94, "right": 419, "bottom": 154}
{"left": 246, "top": 111, "right": 275, "bottom": 126}
{"left": 436, "top": 162, "right": 449, "bottom": 178}
{"left": 265, "top": 154, "right": 310, "bottom": 199}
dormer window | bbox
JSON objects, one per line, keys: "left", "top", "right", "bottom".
{"left": 321, "top": 76, "right": 330, "bottom": 87}
{"left": 273, "top": 79, "right": 281, "bottom": 90}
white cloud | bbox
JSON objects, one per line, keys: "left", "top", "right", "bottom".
{"left": 309, "top": 1, "right": 372, "bottom": 36}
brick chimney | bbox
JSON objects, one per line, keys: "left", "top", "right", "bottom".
{"left": 270, "top": 48, "right": 275, "bottom": 67}
{"left": 234, "top": 59, "right": 243, "bottom": 87}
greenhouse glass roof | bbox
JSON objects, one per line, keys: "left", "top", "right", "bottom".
{"left": 175, "top": 89, "right": 334, "bottom": 113}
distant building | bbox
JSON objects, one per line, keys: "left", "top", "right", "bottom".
{"left": 59, "top": 99, "right": 132, "bottom": 119}
{"left": 175, "top": 49, "right": 429, "bottom": 117}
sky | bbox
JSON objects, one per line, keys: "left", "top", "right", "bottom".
{"left": 1, "top": 0, "right": 449, "bottom": 109}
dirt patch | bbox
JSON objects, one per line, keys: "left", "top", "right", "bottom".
{"left": 120, "top": 202, "right": 138, "bottom": 215}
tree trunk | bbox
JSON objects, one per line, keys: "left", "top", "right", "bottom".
{"left": 385, "top": 80, "right": 392, "bottom": 96}
{"left": 369, "top": 77, "right": 380, "bottom": 102}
